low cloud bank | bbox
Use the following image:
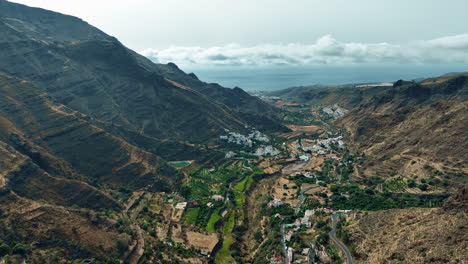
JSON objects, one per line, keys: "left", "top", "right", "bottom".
{"left": 141, "top": 34, "right": 468, "bottom": 67}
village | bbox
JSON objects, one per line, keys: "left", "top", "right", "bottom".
{"left": 113, "top": 99, "right": 451, "bottom": 264}
{"left": 262, "top": 130, "right": 355, "bottom": 264}
{"left": 125, "top": 102, "right": 360, "bottom": 264}
{"left": 151, "top": 103, "right": 358, "bottom": 263}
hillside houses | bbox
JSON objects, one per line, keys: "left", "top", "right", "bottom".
{"left": 225, "top": 151, "right": 237, "bottom": 159}
{"left": 297, "top": 136, "right": 345, "bottom": 155}
{"left": 268, "top": 197, "right": 285, "bottom": 208}
{"left": 249, "top": 130, "right": 269, "bottom": 142}
{"left": 220, "top": 129, "right": 270, "bottom": 148}
{"left": 220, "top": 131, "right": 253, "bottom": 147}
{"left": 175, "top": 202, "right": 187, "bottom": 210}
{"left": 255, "top": 145, "right": 280, "bottom": 156}
{"left": 323, "top": 104, "right": 348, "bottom": 118}
{"left": 211, "top": 194, "right": 224, "bottom": 202}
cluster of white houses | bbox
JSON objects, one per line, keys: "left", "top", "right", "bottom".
{"left": 220, "top": 129, "right": 270, "bottom": 147}
{"left": 322, "top": 104, "right": 348, "bottom": 119}
{"left": 268, "top": 197, "right": 285, "bottom": 208}
{"left": 220, "top": 129, "right": 280, "bottom": 157}
{"left": 298, "top": 136, "right": 345, "bottom": 155}
{"left": 255, "top": 145, "right": 280, "bottom": 156}
{"left": 220, "top": 131, "right": 254, "bottom": 147}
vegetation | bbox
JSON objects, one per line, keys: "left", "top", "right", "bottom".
{"left": 11, "top": 243, "right": 27, "bottom": 255}
{"left": 206, "top": 207, "right": 222, "bottom": 232}
{"left": 116, "top": 240, "right": 128, "bottom": 256}
{"left": 330, "top": 184, "right": 449, "bottom": 210}
{"left": 0, "top": 244, "right": 11, "bottom": 256}
{"left": 182, "top": 208, "right": 200, "bottom": 224}
{"left": 215, "top": 212, "right": 236, "bottom": 263}
{"left": 382, "top": 177, "right": 407, "bottom": 192}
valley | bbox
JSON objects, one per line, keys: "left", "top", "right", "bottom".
{"left": 0, "top": 71, "right": 466, "bottom": 264}
{"left": 46, "top": 79, "right": 460, "bottom": 263}
{"left": 0, "top": 1, "right": 466, "bottom": 263}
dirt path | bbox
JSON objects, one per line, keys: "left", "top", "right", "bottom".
{"left": 122, "top": 192, "right": 147, "bottom": 264}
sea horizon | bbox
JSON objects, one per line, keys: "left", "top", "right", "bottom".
{"left": 182, "top": 64, "right": 468, "bottom": 92}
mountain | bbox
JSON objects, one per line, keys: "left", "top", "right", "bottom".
{"left": 267, "top": 84, "right": 386, "bottom": 109}
{"left": 0, "top": 73, "right": 181, "bottom": 262}
{"left": 0, "top": 73, "right": 179, "bottom": 203}
{"left": 270, "top": 74, "right": 467, "bottom": 186}
{"left": 0, "top": 0, "right": 286, "bottom": 143}
{"left": 337, "top": 74, "right": 468, "bottom": 184}
{"left": 0, "top": 1, "right": 290, "bottom": 261}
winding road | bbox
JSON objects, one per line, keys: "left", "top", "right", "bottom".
{"left": 295, "top": 185, "right": 321, "bottom": 214}
{"left": 329, "top": 213, "right": 353, "bottom": 264}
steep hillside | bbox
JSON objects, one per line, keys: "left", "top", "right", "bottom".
{"left": 0, "top": 73, "right": 184, "bottom": 262}
{"left": 0, "top": 73, "right": 180, "bottom": 199}
{"left": 0, "top": 191, "right": 131, "bottom": 263}
{"left": 151, "top": 62, "right": 287, "bottom": 132}
{"left": 345, "top": 185, "right": 467, "bottom": 263}
{"left": 336, "top": 75, "right": 468, "bottom": 185}
{"left": 0, "top": 0, "right": 285, "bottom": 142}
{"left": 0, "top": 0, "right": 110, "bottom": 41}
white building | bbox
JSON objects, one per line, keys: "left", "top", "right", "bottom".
{"left": 175, "top": 202, "right": 187, "bottom": 210}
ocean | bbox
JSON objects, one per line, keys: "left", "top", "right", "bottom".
{"left": 182, "top": 64, "right": 468, "bottom": 92}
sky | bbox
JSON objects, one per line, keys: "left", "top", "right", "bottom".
{"left": 8, "top": 0, "right": 468, "bottom": 77}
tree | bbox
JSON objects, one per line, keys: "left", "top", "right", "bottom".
{"left": 0, "top": 244, "right": 10, "bottom": 256}
{"left": 316, "top": 232, "right": 329, "bottom": 245}
{"left": 12, "top": 243, "right": 27, "bottom": 255}
{"left": 418, "top": 184, "right": 428, "bottom": 191}
{"left": 116, "top": 240, "right": 128, "bottom": 256}
{"left": 253, "top": 231, "right": 262, "bottom": 242}
{"left": 407, "top": 179, "right": 416, "bottom": 188}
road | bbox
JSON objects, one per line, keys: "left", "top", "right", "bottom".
{"left": 329, "top": 213, "right": 353, "bottom": 264}
{"left": 280, "top": 224, "right": 288, "bottom": 264}
{"left": 295, "top": 185, "right": 321, "bottom": 214}
{"left": 308, "top": 243, "right": 316, "bottom": 264}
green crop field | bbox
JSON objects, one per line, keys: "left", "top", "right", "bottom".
{"left": 206, "top": 208, "right": 222, "bottom": 232}
{"left": 215, "top": 212, "right": 236, "bottom": 264}
{"left": 182, "top": 208, "right": 200, "bottom": 224}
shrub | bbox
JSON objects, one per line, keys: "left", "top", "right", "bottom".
{"left": 0, "top": 243, "right": 11, "bottom": 256}
{"left": 116, "top": 240, "right": 128, "bottom": 256}
{"left": 418, "top": 184, "right": 428, "bottom": 191}
{"left": 12, "top": 243, "right": 27, "bottom": 255}
{"left": 407, "top": 179, "right": 416, "bottom": 188}
{"left": 253, "top": 231, "right": 262, "bottom": 242}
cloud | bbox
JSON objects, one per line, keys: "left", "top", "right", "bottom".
{"left": 140, "top": 34, "right": 468, "bottom": 67}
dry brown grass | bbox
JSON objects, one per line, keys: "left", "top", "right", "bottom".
{"left": 286, "top": 124, "right": 321, "bottom": 132}
{"left": 347, "top": 208, "right": 468, "bottom": 264}
{"left": 271, "top": 177, "right": 300, "bottom": 206}
{"left": 186, "top": 231, "right": 219, "bottom": 254}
